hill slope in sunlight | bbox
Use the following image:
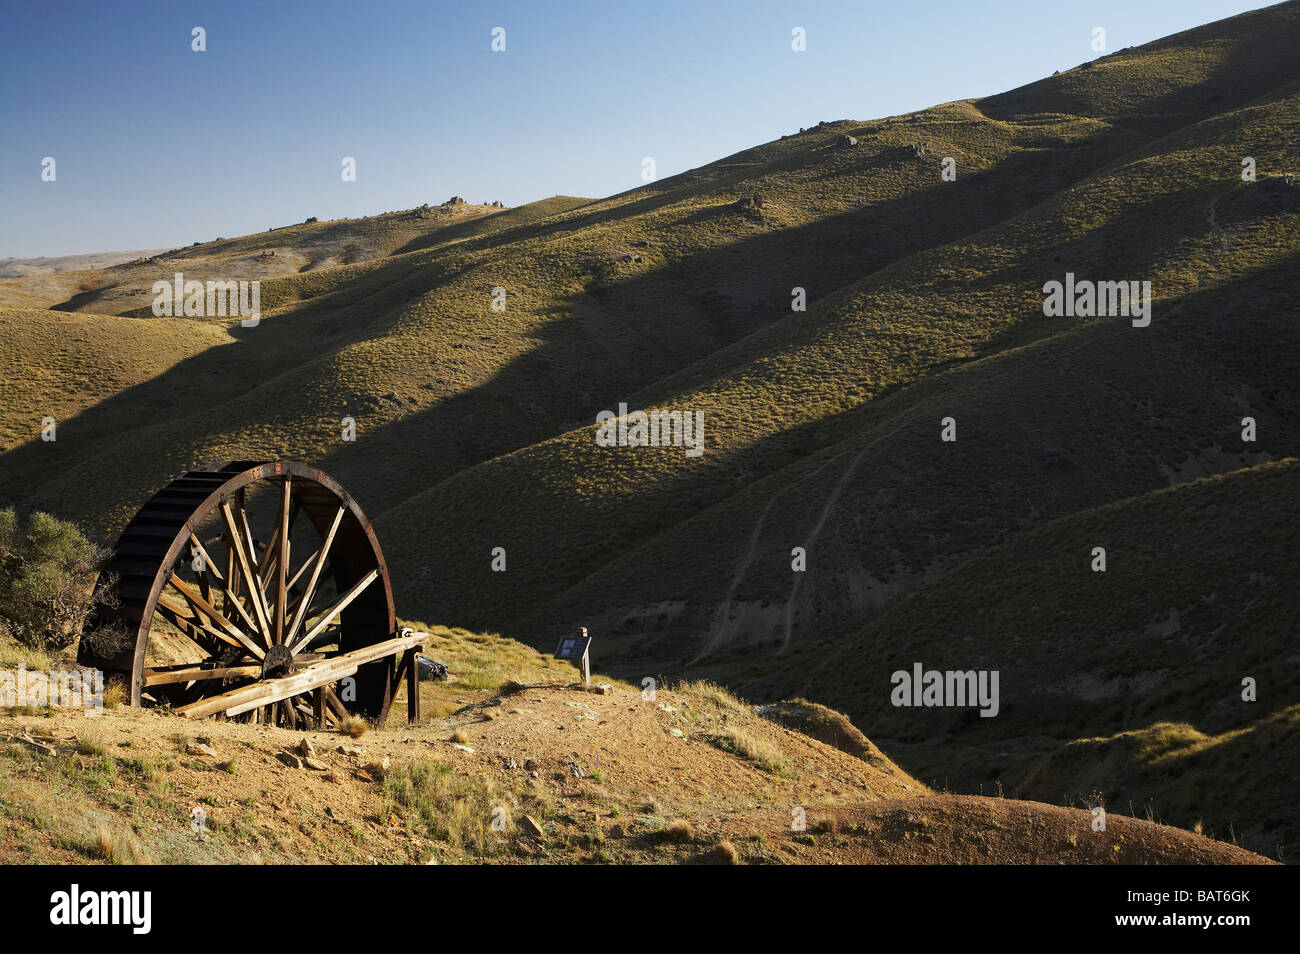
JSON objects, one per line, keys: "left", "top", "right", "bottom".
{"left": 1, "top": 0, "right": 1297, "bottom": 863}
{"left": 0, "top": 627, "right": 1272, "bottom": 865}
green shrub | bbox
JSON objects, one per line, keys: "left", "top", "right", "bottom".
{"left": 0, "top": 509, "right": 111, "bottom": 652}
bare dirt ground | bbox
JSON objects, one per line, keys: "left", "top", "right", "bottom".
{"left": 0, "top": 676, "right": 1272, "bottom": 865}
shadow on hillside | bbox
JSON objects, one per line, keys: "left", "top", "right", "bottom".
{"left": 512, "top": 248, "right": 1300, "bottom": 665}
{"left": 4, "top": 83, "right": 1295, "bottom": 656}
{"left": 283, "top": 103, "right": 1188, "bottom": 517}
{"left": 387, "top": 132, "right": 850, "bottom": 260}
{"left": 2, "top": 103, "right": 1157, "bottom": 530}
{"left": 0, "top": 241, "right": 496, "bottom": 526}
{"left": 976, "top": 6, "right": 1300, "bottom": 130}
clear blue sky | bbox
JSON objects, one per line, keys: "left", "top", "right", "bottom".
{"left": 0, "top": 0, "right": 1270, "bottom": 257}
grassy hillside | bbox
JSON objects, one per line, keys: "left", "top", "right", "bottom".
{"left": 0, "top": 0, "right": 1297, "bottom": 862}
{"left": 1018, "top": 706, "right": 1300, "bottom": 863}
{"left": 0, "top": 308, "right": 233, "bottom": 449}
{"left": 13, "top": 2, "right": 1298, "bottom": 537}
{"left": 382, "top": 79, "right": 1300, "bottom": 648}
{"left": 780, "top": 459, "right": 1300, "bottom": 858}
{"left": 0, "top": 201, "right": 512, "bottom": 312}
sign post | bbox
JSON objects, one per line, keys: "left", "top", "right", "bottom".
{"left": 554, "top": 627, "right": 592, "bottom": 688}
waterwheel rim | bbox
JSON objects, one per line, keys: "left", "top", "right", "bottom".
{"left": 78, "top": 461, "right": 396, "bottom": 724}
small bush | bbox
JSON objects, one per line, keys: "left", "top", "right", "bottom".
{"left": 102, "top": 681, "right": 125, "bottom": 709}
{"left": 663, "top": 819, "right": 695, "bottom": 842}
{"left": 707, "top": 728, "right": 789, "bottom": 775}
{"left": 92, "top": 824, "right": 150, "bottom": 864}
{"left": 682, "top": 680, "right": 749, "bottom": 713}
{"left": 338, "top": 716, "right": 369, "bottom": 738}
{"left": 0, "top": 509, "right": 112, "bottom": 652}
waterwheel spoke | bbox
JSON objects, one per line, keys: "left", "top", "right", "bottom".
{"left": 152, "top": 595, "right": 226, "bottom": 655}
{"left": 238, "top": 504, "right": 259, "bottom": 572}
{"left": 255, "top": 492, "right": 299, "bottom": 592}
{"left": 284, "top": 505, "right": 344, "bottom": 649}
{"left": 223, "top": 529, "right": 240, "bottom": 619}
{"left": 186, "top": 535, "right": 218, "bottom": 607}
{"left": 167, "top": 574, "right": 266, "bottom": 661}
{"left": 155, "top": 594, "right": 246, "bottom": 657}
{"left": 237, "top": 502, "right": 275, "bottom": 623}
{"left": 273, "top": 477, "right": 292, "bottom": 645}
{"left": 188, "top": 533, "right": 225, "bottom": 583}
{"left": 221, "top": 573, "right": 262, "bottom": 638}
{"left": 219, "top": 545, "right": 264, "bottom": 638}
{"left": 288, "top": 567, "right": 379, "bottom": 655}
{"left": 282, "top": 585, "right": 320, "bottom": 635}
{"left": 211, "top": 523, "right": 259, "bottom": 637}
{"left": 220, "top": 499, "right": 274, "bottom": 646}
{"left": 287, "top": 544, "right": 320, "bottom": 591}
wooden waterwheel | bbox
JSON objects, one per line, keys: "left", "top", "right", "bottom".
{"left": 77, "top": 461, "right": 423, "bottom": 727}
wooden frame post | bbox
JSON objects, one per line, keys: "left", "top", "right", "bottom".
{"left": 383, "top": 640, "right": 424, "bottom": 725}
{"left": 404, "top": 648, "right": 420, "bottom": 723}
